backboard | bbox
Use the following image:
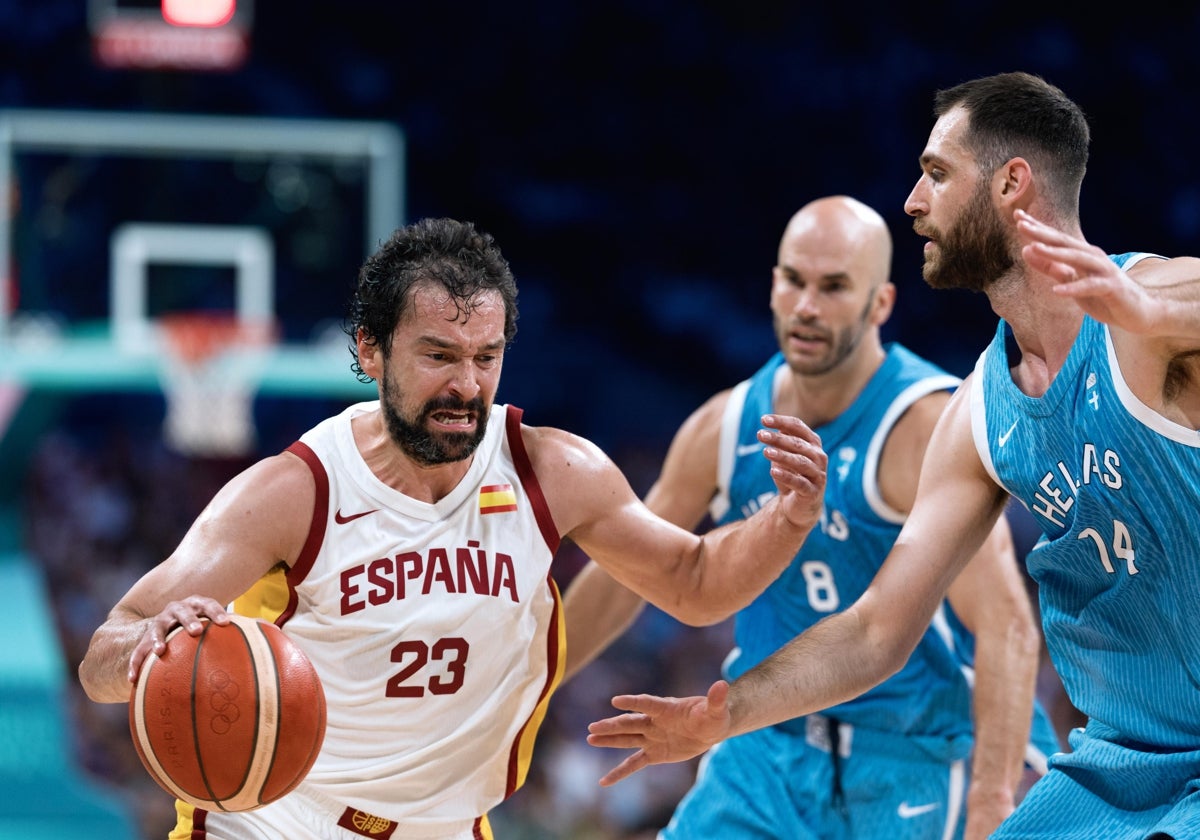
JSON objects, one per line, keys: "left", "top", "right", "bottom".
{"left": 0, "top": 108, "right": 404, "bottom": 399}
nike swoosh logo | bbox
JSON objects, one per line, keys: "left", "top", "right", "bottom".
{"left": 997, "top": 420, "right": 1019, "bottom": 447}
{"left": 897, "top": 801, "right": 940, "bottom": 819}
{"left": 334, "top": 508, "right": 378, "bottom": 524}
{"left": 735, "top": 442, "right": 765, "bottom": 457}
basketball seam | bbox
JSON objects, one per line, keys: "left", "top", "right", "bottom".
{"left": 232, "top": 617, "right": 280, "bottom": 810}
{"left": 192, "top": 622, "right": 225, "bottom": 809}
{"left": 132, "top": 626, "right": 195, "bottom": 804}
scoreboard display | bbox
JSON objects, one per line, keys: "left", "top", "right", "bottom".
{"left": 89, "top": 0, "right": 253, "bottom": 70}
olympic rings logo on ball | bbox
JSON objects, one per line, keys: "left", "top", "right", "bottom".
{"left": 205, "top": 668, "right": 242, "bottom": 734}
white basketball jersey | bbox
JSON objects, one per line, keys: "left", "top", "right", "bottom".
{"left": 235, "top": 400, "right": 564, "bottom": 832}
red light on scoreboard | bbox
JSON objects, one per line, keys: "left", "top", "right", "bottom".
{"left": 162, "top": 0, "right": 237, "bottom": 27}
{"left": 89, "top": 0, "right": 253, "bottom": 71}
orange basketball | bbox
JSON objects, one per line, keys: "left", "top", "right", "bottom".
{"left": 129, "top": 614, "right": 326, "bottom": 812}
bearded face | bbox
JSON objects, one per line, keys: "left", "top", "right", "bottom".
{"left": 379, "top": 365, "right": 488, "bottom": 466}
{"left": 919, "top": 179, "right": 1014, "bottom": 293}
{"left": 772, "top": 291, "right": 877, "bottom": 377}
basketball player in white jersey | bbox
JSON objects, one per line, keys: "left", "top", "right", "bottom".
{"left": 78, "top": 217, "right": 827, "bottom": 840}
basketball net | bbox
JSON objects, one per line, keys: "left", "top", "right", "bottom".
{"left": 156, "top": 313, "right": 278, "bottom": 458}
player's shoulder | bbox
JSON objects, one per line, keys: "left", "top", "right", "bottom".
{"left": 885, "top": 341, "right": 958, "bottom": 380}
{"left": 882, "top": 374, "right": 976, "bottom": 464}
{"left": 682, "top": 386, "right": 737, "bottom": 435}
{"left": 514, "top": 423, "right": 635, "bottom": 527}
{"left": 880, "top": 388, "right": 951, "bottom": 460}
{"left": 905, "top": 388, "right": 954, "bottom": 421}
{"left": 1120, "top": 252, "right": 1200, "bottom": 288}
{"left": 516, "top": 423, "right": 614, "bottom": 477}
{"left": 249, "top": 448, "right": 322, "bottom": 499}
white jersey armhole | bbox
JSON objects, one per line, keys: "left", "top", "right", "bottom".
{"left": 709, "top": 379, "right": 751, "bottom": 522}
{"left": 862, "top": 374, "right": 961, "bottom": 524}
{"left": 969, "top": 348, "right": 1005, "bottom": 489}
{"left": 1104, "top": 319, "right": 1200, "bottom": 446}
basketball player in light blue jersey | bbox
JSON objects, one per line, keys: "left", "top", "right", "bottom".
{"left": 566, "top": 195, "right": 1059, "bottom": 838}
{"left": 586, "top": 73, "right": 1200, "bottom": 840}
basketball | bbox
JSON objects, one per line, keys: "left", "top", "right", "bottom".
{"left": 129, "top": 614, "right": 326, "bottom": 812}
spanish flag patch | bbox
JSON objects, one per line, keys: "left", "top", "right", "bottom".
{"left": 479, "top": 483, "right": 518, "bottom": 514}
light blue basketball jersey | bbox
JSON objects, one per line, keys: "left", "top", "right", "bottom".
{"left": 971, "top": 252, "right": 1200, "bottom": 750}
{"left": 714, "top": 344, "right": 980, "bottom": 742}
{"left": 663, "top": 343, "right": 1060, "bottom": 840}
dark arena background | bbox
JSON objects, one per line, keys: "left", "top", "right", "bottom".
{"left": 2, "top": 2, "right": 1198, "bottom": 837}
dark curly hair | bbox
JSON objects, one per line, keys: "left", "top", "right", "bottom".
{"left": 345, "top": 217, "right": 519, "bottom": 382}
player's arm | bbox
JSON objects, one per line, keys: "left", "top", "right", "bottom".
{"left": 587, "top": 379, "right": 1010, "bottom": 784}
{"left": 77, "top": 452, "right": 314, "bottom": 703}
{"left": 532, "top": 413, "right": 824, "bottom": 628}
{"left": 562, "top": 392, "right": 727, "bottom": 681}
{"left": 944, "top": 514, "right": 1040, "bottom": 839}
{"left": 880, "top": 389, "right": 1041, "bottom": 837}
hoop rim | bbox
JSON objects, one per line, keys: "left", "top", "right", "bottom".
{"left": 156, "top": 312, "right": 279, "bottom": 365}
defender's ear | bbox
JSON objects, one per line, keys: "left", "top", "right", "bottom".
{"left": 995, "top": 156, "right": 1034, "bottom": 212}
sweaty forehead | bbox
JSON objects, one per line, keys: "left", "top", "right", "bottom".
{"left": 406, "top": 284, "right": 505, "bottom": 326}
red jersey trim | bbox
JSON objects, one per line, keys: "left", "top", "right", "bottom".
{"left": 283, "top": 440, "right": 328, "bottom": 622}
{"left": 503, "top": 574, "right": 565, "bottom": 798}
{"left": 504, "top": 406, "right": 560, "bottom": 555}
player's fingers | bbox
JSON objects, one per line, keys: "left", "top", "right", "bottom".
{"left": 598, "top": 752, "right": 650, "bottom": 787}
{"left": 157, "top": 597, "right": 225, "bottom": 635}
{"left": 758, "top": 421, "right": 827, "bottom": 459}
{"left": 706, "top": 679, "right": 730, "bottom": 710}
{"left": 760, "top": 437, "right": 827, "bottom": 472}
{"left": 1014, "top": 210, "right": 1084, "bottom": 247}
{"left": 1021, "top": 240, "right": 1109, "bottom": 280}
{"left": 760, "top": 429, "right": 827, "bottom": 468}
{"left": 765, "top": 453, "right": 826, "bottom": 487}
{"left": 761, "top": 414, "right": 822, "bottom": 445}
{"left": 765, "top": 451, "right": 828, "bottom": 497}
{"left": 1049, "top": 276, "right": 1111, "bottom": 298}
{"left": 128, "top": 642, "right": 153, "bottom": 684}
{"left": 588, "top": 711, "right": 651, "bottom": 735}
{"left": 585, "top": 731, "right": 649, "bottom": 750}
{"left": 609, "top": 693, "right": 674, "bottom": 715}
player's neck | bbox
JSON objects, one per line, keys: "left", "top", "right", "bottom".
{"left": 382, "top": 452, "right": 474, "bottom": 504}
{"left": 989, "top": 279, "right": 1084, "bottom": 398}
{"left": 353, "top": 411, "right": 474, "bottom": 503}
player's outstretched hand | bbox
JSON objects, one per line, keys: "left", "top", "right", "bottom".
{"left": 758, "top": 414, "right": 826, "bottom": 532}
{"left": 1015, "top": 209, "right": 1156, "bottom": 333}
{"left": 587, "top": 680, "right": 732, "bottom": 786}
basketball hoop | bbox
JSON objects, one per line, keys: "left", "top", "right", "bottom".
{"left": 156, "top": 313, "right": 277, "bottom": 458}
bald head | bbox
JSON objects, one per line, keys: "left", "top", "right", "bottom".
{"left": 779, "top": 195, "right": 893, "bottom": 289}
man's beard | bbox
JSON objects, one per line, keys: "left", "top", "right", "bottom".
{"left": 380, "top": 374, "right": 488, "bottom": 466}
{"left": 774, "top": 294, "right": 875, "bottom": 377}
{"left": 919, "top": 183, "right": 1014, "bottom": 293}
